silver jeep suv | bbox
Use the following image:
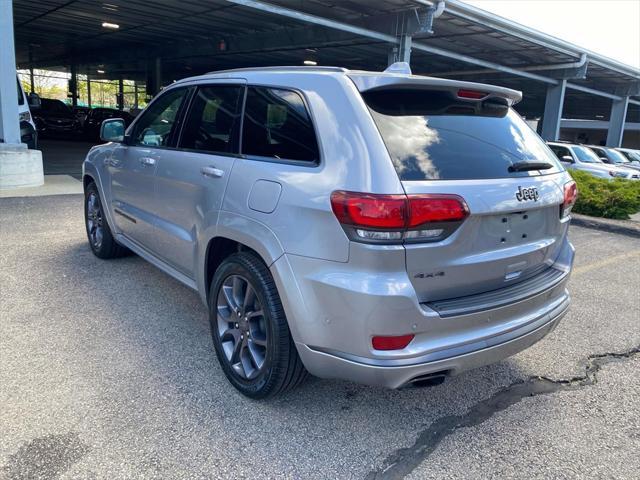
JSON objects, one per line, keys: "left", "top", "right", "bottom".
{"left": 83, "top": 65, "right": 576, "bottom": 398}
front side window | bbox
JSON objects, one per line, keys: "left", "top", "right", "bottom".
{"left": 179, "top": 85, "right": 243, "bottom": 154}
{"left": 549, "top": 145, "right": 571, "bottom": 160}
{"left": 364, "top": 89, "right": 563, "bottom": 181}
{"left": 242, "top": 87, "right": 319, "bottom": 162}
{"left": 132, "top": 88, "right": 188, "bottom": 147}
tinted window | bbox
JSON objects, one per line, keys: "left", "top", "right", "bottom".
{"left": 364, "top": 89, "right": 562, "bottom": 181}
{"left": 242, "top": 87, "right": 319, "bottom": 162}
{"left": 132, "top": 88, "right": 188, "bottom": 147}
{"left": 549, "top": 145, "right": 570, "bottom": 160}
{"left": 180, "top": 85, "right": 243, "bottom": 154}
{"left": 41, "top": 99, "right": 72, "bottom": 115}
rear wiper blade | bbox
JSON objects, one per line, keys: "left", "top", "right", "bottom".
{"left": 508, "top": 161, "right": 553, "bottom": 172}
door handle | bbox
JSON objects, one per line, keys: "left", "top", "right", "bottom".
{"left": 139, "top": 157, "right": 156, "bottom": 166}
{"left": 201, "top": 166, "right": 224, "bottom": 178}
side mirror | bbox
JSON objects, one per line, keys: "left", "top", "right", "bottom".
{"left": 561, "top": 155, "right": 574, "bottom": 163}
{"left": 100, "top": 118, "right": 125, "bottom": 142}
{"left": 599, "top": 157, "right": 610, "bottom": 163}
{"left": 28, "top": 92, "right": 41, "bottom": 109}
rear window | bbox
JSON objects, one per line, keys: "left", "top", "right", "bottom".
{"left": 363, "top": 89, "right": 562, "bottom": 181}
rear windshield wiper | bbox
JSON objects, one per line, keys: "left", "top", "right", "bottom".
{"left": 508, "top": 161, "right": 553, "bottom": 172}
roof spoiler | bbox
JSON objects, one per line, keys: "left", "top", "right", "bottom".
{"left": 349, "top": 71, "right": 523, "bottom": 106}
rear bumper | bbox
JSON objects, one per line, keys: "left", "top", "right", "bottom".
{"left": 270, "top": 237, "right": 574, "bottom": 388}
{"left": 296, "top": 294, "right": 568, "bottom": 388}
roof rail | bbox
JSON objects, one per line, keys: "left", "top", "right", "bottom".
{"left": 205, "top": 65, "right": 348, "bottom": 75}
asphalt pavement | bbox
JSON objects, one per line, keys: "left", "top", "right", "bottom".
{"left": 1, "top": 195, "right": 638, "bottom": 479}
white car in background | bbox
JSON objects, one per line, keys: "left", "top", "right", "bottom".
{"left": 615, "top": 147, "right": 640, "bottom": 164}
{"left": 17, "top": 77, "right": 39, "bottom": 149}
{"left": 547, "top": 142, "right": 639, "bottom": 180}
{"left": 586, "top": 145, "right": 640, "bottom": 174}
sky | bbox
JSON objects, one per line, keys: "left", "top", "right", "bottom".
{"left": 463, "top": 0, "right": 640, "bottom": 69}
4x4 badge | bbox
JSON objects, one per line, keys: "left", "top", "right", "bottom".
{"left": 515, "top": 186, "right": 539, "bottom": 202}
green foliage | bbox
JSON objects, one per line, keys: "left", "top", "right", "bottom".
{"left": 569, "top": 169, "right": 640, "bottom": 220}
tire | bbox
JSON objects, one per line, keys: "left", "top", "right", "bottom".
{"left": 84, "top": 182, "right": 129, "bottom": 259}
{"left": 209, "top": 252, "right": 307, "bottom": 398}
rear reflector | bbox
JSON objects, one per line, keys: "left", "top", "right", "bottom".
{"left": 372, "top": 334, "right": 415, "bottom": 351}
{"left": 457, "top": 89, "right": 488, "bottom": 99}
{"left": 561, "top": 180, "right": 578, "bottom": 218}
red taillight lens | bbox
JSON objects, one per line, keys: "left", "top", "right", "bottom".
{"left": 330, "top": 191, "right": 406, "bottom": 229}
{"left": 372, "top": 334, "right": 415, "bottom": 351}
{"left": 457, "top": 89, "right": 488, "bottom": 99}
{"left": 407, "top": 195, "right": 469, "bottom": 226}
{"left": 331, "top": 191, "right": 469, "bottom": 243}
{"left": 561, "top": 180, "right": 578, "bottom": 218}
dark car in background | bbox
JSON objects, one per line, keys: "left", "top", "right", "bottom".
{"left": 33, "top": 98, "right": 80, "bottom": 138}
{"left": 73, "top": 106, "right": 91, "bottom": 128}
{"left": 83, "top": 108, "right": 133, "bottom": 141}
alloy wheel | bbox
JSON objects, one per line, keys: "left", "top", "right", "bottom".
{"left": 216, "top": 274, "right": 268, "bottom": 379}
{"left": 86, "top": 192, "right": 104, "bottom": 249}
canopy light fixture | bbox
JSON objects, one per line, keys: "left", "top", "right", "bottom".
{"left": 303, "top": 60, "right": 317, "bottom": 66}
{"left": 101, "top": 22, "right": 120, "bottom": 29}
{"left": 96, "top": 69, "right": 105, "bottom": 74}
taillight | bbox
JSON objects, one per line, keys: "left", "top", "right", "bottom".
{"left": 330, "top": 191, "right": 469, "bottom": 243}
{"left": 457, "top": 89, "right": 488, "bottom": 100}
{"left": 561, "top": 180, "right": 578, "bottom": 218}
{"left": 372, "top": 334, "right": 414, "bottom": 351}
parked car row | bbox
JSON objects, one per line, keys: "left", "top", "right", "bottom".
{"left": 547, "top": 141, "right": 640, "bottom": 180}
{"left": 31, "top": 97, "right": 135, "bottom": 142}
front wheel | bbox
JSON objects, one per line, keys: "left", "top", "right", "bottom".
{"left": 209, "top": 252, "right": 307, "bottom": 398}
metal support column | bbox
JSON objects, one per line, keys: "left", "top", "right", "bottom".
{"left": 86, "top": 71, "right": 91, "bottom": 108}
{"left": 605, "top": 96, "right": 629, "bottom": 147}
{"left": 398, "top": 34, "right": 412, "bottom": 64}
{"left": 28, "top": 48, "right": 35, "bottom": 93}
{"left": 70, "top": 63, "right": 78, "bottom": 107}
{"left": 0, "top": 0, "right": 21, "bottom": 144}
{"left": 117, "top": 77, "right": 124, "bottom": 110}
{"left": 540, "top": 79, "right": 566, "bottom": 141}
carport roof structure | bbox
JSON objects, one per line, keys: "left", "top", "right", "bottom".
{"left": 9, "top": 0, "right": 640, "bottom": 143}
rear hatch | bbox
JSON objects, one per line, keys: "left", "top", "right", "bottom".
{"left": 358, "top": 82, "right": 569, "bottom": 303}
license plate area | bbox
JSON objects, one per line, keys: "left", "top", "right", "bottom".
{"left": 485, "top": 209, "right": 548, "bottom": 246}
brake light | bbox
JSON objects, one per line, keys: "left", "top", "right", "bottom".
{"left": 561, "top": 180, "right": 578, "bottom": 218}
{"left": 330, "top": 192, "right": 406, "bottom": 229}
{"left": 330, "top": 191, "right": 469, "bottom": 243}
{"left": 457, "top": 89, "right": 488, "bottom": 99}
{"left": 372, "top": 334, "right": 414, "bottom": 351}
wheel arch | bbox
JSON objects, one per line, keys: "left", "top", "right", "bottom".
{"left": 201, "top": 224, "right": 284, "bottom": 306}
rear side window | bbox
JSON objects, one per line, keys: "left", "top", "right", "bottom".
{"left": 180, "top": 85, "right": 243, "bottom": 154}
{"left": 364, "top": 89, "right": 562, "bottom": 181}
{"left": 242, "top": 87, "right": 319, "bottom": 162}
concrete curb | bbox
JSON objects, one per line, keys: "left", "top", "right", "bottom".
{"left": 571, "top": 213, "right": 640, "bottom": 238}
